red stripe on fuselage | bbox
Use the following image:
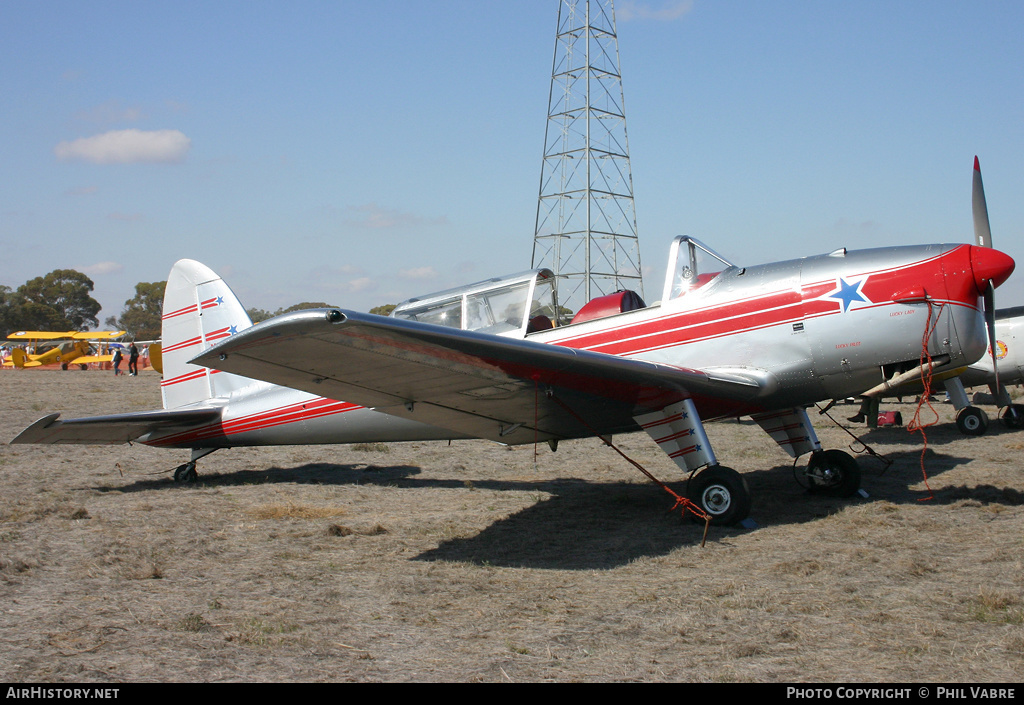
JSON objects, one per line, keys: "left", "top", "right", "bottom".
{"left": 148, "top": 396, "right": 364, "bottom": 447}
{"left": 543, "top": 246, "right": 974, "bottom": 359}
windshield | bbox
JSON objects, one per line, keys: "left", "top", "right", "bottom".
{"left": 663, "top": 236, "right": 736, "bottom": 301}
{"left": 393, "top": 269, "right": 558, "bottom": 338}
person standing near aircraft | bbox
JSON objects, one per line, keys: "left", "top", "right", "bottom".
{"left": 112, "top": 347, "right": 123, "bottom": 376}
{"left": 128, "top": 343, "right": 139, "bottom": 376}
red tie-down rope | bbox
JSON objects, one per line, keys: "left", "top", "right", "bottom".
{"left": 537, "top": 387, "right": 714, "bottom": 546}
{"left": 906, "top": 300, "right": 947, "bottom": 501}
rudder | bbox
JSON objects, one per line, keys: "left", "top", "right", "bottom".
{"left": 160, "top": 259, "right": 254, "bottom": 409}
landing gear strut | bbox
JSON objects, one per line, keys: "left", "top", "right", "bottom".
{"left": 687, "top": 465, "right": 751, "bottom": 526}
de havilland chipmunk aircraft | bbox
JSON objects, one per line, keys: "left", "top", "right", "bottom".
{"left": 12, "top": 219, "right": 1015, "bottom": 526}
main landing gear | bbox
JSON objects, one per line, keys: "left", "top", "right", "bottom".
{"left": 1000, "top": 404, "right": 1024, "bottom": 430}
{"left": 686, "top": 465, "right": 751, "bottom": 526}
{"left": 955, "top": 406, "right": 988, "bottom": 436}
{"left": 801, "top": 449, "right": 862, "bottom": 497}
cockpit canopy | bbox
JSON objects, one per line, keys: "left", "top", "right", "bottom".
{"left": 391, "top": 237, "right": 736, "bottom": 337}
{"left": 393, "top": 269, "right": 559, "bottom": 337}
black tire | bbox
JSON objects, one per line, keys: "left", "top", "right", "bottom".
{"left": 687, "top": 465, "right": 751, "bottom": 526}
{"left": 173, "top": 462, "right": 197, "bottom": 483}
{"left": 1001, "top": 404, "right": 1024, "bottom": 430}
{"left": 805, "top": 449, "right": 861, "bottom": 497}
{"left": 956, "top": 406, "right": 988, "bottom": 436}
{"left": 61, "top": 363, "right": 68, "bottom": 371}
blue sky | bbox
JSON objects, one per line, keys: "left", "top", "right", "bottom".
{"left": 3, "top": 0, "right": 1023, "bottom": 322}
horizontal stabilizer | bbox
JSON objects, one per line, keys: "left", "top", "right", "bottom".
{"left": 12, "top": 408, "right": 222, "bottom": 445}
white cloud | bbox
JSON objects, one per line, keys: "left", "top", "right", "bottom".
{"left": 55, "top": 129, "right": 191, "bottom": 164}
{"left": 346, "top": 277, "right": 376, "bottom": 293}
{"left": 344, "top": 203, "right": 448, "bottom": 230}
{"left": 617, "top": 1, "right": 694, "bottom": 21}
{"left": 398, "top": 266, "right": 437, "bottom": 280}
{"left": 76, "top": 261, "right": 123, "bottom": 276}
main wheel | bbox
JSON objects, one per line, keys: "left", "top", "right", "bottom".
{"left": 956, "top": 406, "right": 988, "bottom": 436}
{"left": 805, "top": 449, "right": 861, "bottom": 497}
{"left": 1000, "top": 404, "right": 1024, "bottom": 430}
{"left": 687, "top": 465, "right": 751, "bottom": 526}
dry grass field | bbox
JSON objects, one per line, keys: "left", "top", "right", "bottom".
{"left": 1, "top": 369, "right": 1022, "bottom": 682}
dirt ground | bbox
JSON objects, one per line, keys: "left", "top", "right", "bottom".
{"left": 1, "top": 369, "right": 1022, "bottom": 683}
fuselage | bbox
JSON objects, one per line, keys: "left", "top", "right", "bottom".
{"left": 531, "top": 243, "right": 997, "bottom": 419}
{"left": 141, "top": 242, "right": 1009, "bottom": 449}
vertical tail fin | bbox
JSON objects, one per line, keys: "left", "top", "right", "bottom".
{"left": 160, "top": 260, "right": 254, "bottom": 409}
{"left": 11, "top": 348, "right": 27, "bottom": 369}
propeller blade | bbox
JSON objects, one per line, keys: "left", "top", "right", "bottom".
{"left": 972, "top": 155, "right": 993, "bottom": 248}
{"left": 984, "top": 281, "right": 1003, "bottom": 400}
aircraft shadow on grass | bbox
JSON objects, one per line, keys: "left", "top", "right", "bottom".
{"left": 98, "top": 449, "right": 1021, "bottom": 570}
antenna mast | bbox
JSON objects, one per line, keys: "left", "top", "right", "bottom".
{"left": 532, "top": 0, "right": 643, "bottom": 320}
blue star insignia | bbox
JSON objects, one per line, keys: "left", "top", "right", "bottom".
{"left": 228, "top": 325, "right": 238, "bottom": 335}
{"left": 216, "top": 296, "right": 224, "bottom": 305}
{"left": 829, "top": 278, "right": 867, "bottom": 312}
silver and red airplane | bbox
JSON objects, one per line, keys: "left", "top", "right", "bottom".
{"left": 12, "top": 179, "right": 1015, "bottom": 526}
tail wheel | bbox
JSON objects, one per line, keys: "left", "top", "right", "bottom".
{"left": 687, "top": 465, "right": 751, "bottom": 526}
{"left": 955, "top": 406, "right": 988, "bottom": 436}
{"left": 173, "top": 462, "right": 198, "bottom": 483}
{"left": 805, "top": 450, "right": 861, "bottom": 497}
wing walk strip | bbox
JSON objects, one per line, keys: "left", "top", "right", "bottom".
{"left": 148, "top": 397, "right": 363, "bottom": 446}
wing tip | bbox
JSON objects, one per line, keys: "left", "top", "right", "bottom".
{"left": 11, "top": 413, "right": 62, "bottom": 444}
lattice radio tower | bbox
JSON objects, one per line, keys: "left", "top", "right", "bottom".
{"left": 532, "top": 0, "right": 643, "bottom": 319}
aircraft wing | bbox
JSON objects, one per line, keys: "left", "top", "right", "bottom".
{"left": 70, "top": 331, "right": 126, "bottom": 340}
{"left": 191, "top": 309, "right": 769, "bottom": 445}
{"left": 67, "top": 354, "right": 114, "bottom": 366}
{"left": 7, "top": 331, "right": 74, "bottom": 341}
{"left": 11, "top": 408, "right": 222, "bottom": 445}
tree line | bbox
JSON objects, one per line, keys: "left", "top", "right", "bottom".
{"left": 2, "top": 268, "right": 397, "bottom": 341}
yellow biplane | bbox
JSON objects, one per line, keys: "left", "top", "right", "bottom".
{"left": 4, "top": 330, "right": 126, "bottom": 370}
